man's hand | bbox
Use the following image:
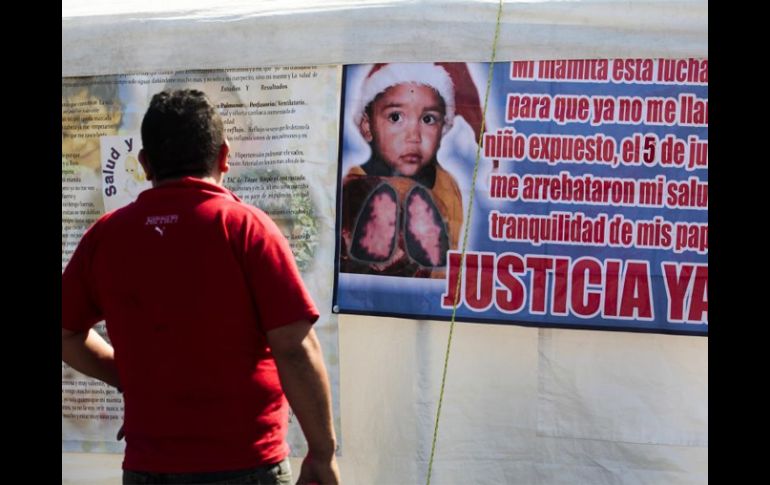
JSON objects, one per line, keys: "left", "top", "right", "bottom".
{"left": 296, "top": 452, "right": 340, "bottom": 485}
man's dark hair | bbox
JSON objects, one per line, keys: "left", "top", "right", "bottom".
{"left": 141, "top": 89, "right": 224, "bottom": 181}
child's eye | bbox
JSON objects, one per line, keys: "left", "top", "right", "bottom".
{"left": 422, "top": 114, "right": 439, "bottom": 125}
{"left": 387, "top": 112, "right": 402, "bottom": 123}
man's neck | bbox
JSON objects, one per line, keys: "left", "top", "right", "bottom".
{"left": 151, "top": 174, "right": 222, "bottom": 188}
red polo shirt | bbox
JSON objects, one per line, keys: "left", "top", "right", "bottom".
{"left": 62, "top": 177, "right": 319, "bottom": 472}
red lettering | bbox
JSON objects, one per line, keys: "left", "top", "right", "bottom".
{"left": 442, "top": 252, "right": 463, "bottom": 308}
{"left": 603, "top": 260, "right": 621, "bottom": 317}
{"left": 571, "top": 258, "right": 602, "bottom": 316}
{"left": 688, "top": 266, "right": 708, "bottom": 322}
{"left": 465, "top": 253, "right": 495, "bottom": 310}
{"left": 551, "top": 258, "right": 569, "bottom": 315}
{"left": 526, "top": 256, "right": 554, "bottom": 313}
{"left": 662, "top": 262, "right": 707, "bottom": 323}
{"left": 662, "top": 262, "right": 692, "bottom": 321}
{"left": 495, "top": 254, "right": 526, "bottom": 312}
{"left": 619, "top": 262, "right": 653, "bottom": 318}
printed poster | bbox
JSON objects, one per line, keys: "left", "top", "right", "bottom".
{"left": 62, "top": 66, "right": 343, "bottom": 453}
{"left": 333, "top": 60, "right": 707, "bottom": 336}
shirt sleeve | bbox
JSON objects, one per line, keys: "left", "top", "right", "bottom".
{"left": 243, "top": 211, "right": 320, "bottom": 332}
{"left": 62, "top": 223, "right": 103, "bottom": 332}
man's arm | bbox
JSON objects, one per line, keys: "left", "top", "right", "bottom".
{"left": 268, "top": 321, "right": 339, "bottom": 485}
{"left": 61, "top": 328, "right": 120, "bottom": 388}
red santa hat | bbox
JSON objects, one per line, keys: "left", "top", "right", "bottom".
{"left": 353, "top": 62, "right": 484, "bottom": 143}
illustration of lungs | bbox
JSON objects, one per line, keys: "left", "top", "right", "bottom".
{"left": 404, "top": 186, "right": 449, "bottom": 267}
{"left": 350, "top": 183, "right": 399, "bottom": 262}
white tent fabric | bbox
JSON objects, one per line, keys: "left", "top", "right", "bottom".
{"left": 63, "top": 0, "right": 707, "bottom": 77}
{"left": 62, "top": 1, "right": 708, "bottom": 483}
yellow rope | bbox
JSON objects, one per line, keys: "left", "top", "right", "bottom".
{"left": 425, "top": 1, "right": 505, "bottom": 483}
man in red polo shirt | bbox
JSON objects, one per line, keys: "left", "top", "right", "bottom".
{"left": 62, "top": 89, "right": 339, "bottom": 484}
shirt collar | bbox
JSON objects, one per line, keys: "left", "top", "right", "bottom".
{"left": 137, "top": 177, "right": 242, "bottom": 203}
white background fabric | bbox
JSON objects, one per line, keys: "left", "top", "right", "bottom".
{"left": 62, "top": 0, "right": 707, "bottom": 77}
{"left": 62, "top": 1, "right": 708, "bottom": 483}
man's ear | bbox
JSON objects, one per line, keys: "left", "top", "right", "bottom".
{"left": 359, "top": 113, "right": 373, "bottom": 142}
{"left": 138, "top": 149, "right": 154, "bottom": 181}
{"left": 217, "top": 139, "right": 230, "bottom": 174}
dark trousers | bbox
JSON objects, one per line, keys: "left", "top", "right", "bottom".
{"left": 122, "top": 458, "right": 292, "bottom": 484}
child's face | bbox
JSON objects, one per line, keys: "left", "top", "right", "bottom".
{"left": 361, "top": 83, "right": 445, "bottom": 177}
